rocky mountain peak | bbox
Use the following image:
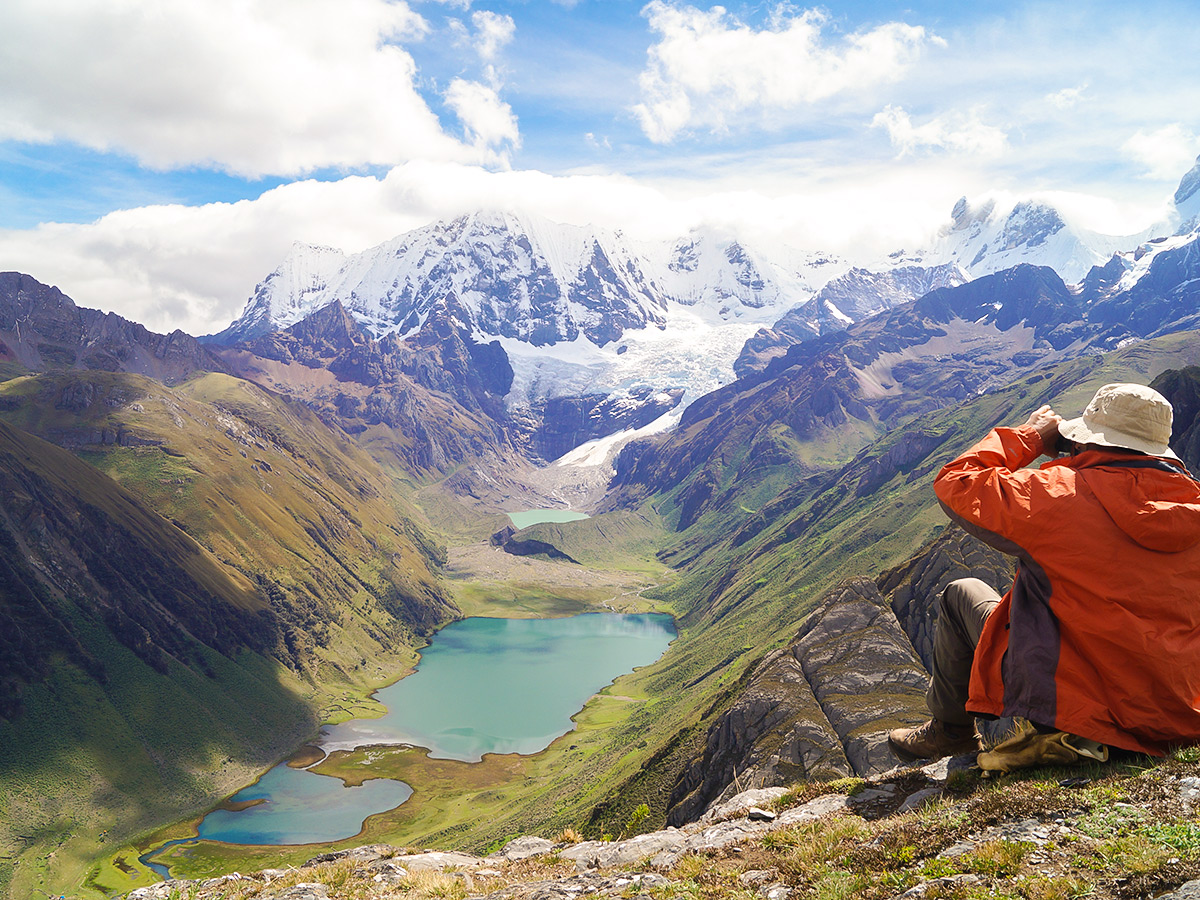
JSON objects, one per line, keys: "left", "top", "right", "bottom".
{"left": 1000, "top": 200, "right": 1066, "bottom": 250}
{"left": 948, "top": 196, "right": 997, "bottom": 235}
{"left": 1175, "top": 154, "right": 1200, "bottom": 207}
{"left": 1176, "top": 154, "right": 1200, "bottom": 229}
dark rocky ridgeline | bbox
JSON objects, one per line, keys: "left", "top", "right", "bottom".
{"left": 664, "top": 579, "right": 930, "bottom": 825}
{"left": 217, "top": 297, "right": 517, "bottom": 476}
{"left": 735, "top": 263, "right": 969, "bottom": 377}
{"left": 490, "top": 524, "right": 581, "bottom": 563}
{"left": 0, "top": 271, "right": 224, "bottom": 382}
{"left": 225, "top": 294, "right": 685, "bottom": 469}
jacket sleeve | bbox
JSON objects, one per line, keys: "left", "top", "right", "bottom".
{"left": 934, "top": 425, "right": 1052, "bottom": 550}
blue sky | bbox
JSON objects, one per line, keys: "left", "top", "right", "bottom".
{"left": 1, "top": 0, "right": 1199, "bottom": 333}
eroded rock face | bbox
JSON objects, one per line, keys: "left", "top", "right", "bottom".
{"left": 878, "top": 525, "right": 1014, "bottom": 671}
{"left": 665, "top": 578, "right": 929, "bottom": 824}
{"left": 665, "top": 647, "right": 852, "bottom": 826}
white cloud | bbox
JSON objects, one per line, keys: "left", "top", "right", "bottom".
{"left": 633, "top": 2, "right": 938, "bottom": 143}
{"left": 423, "top": 0, "right": 472, "bottom": 8}
{"left": 0, "top": 0, "right": 498, "bottom": 177}
{"left": 1045, "top": 84, "right": 1087, "bottom": 109}
{"left": 445, "top": 79, "right": 520, "bottom": 153}
{"left": 585, "top": 132, "right": 612, "bottom": 151}
{"left": 1123, "top": 124, "right": 1200, "bottom": 181}
{"left": 872, "top": 105, "right": 1008, "bottom": 158}
{"left": 0, "top": 158, "right": 1017, "bottom": 337}
{"left": 471, "top": 10, "right": 515, "bottom": 62}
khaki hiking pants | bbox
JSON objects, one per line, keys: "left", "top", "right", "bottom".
{"left": 927, "top": 577, "right": 1001, "bottom": 727}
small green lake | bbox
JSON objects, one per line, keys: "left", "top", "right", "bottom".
{"left": 507, "top": 509, "right": 590, "bottom": 529}
{"left": 175, "top": 612, "right": 675, "bottom": 855}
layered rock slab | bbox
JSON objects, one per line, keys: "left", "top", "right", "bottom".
{"left": 666, "top": 578, "right": 929, "bottom": 824}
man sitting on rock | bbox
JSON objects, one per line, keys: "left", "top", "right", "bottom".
{"left": 889, "top": 383, "right": 1200, "bottom": 770}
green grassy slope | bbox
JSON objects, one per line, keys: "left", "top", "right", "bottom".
{"left": 0, "top": 371, "right": 464, "bottom": 898}
{"left": 572, "top": 331, "right": 1200, "bottom": 834}
{"left": 134, "top": 332, "right": 1200, "bottom": 885}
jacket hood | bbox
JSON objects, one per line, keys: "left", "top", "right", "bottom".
{"left": 1061, "top": 451, "right": 1200, "bottom": 552}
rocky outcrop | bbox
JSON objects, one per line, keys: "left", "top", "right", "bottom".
{"left": 665, "top": 579, "right": 929, "bottom": 825}
{"left": 517, "top": 387, "right": 684, "bottom": 462}
{"left": 877, "top": 525, "right": 1014, "bottom": 670}
{"left": 490, "top": 525, "right": 580, "bottom": 563}
{"left": 125, "top": 754, "right": 1200, "bottom": 900}
{"left": 790, "top": 580, "right": 931, "bottom": 774}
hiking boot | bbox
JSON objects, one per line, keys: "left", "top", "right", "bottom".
{"left": 888, "top": 719, "right": 980, "bottom": 761}
{"left": 977, "top": 719, "right": 1108, "bottom": 774}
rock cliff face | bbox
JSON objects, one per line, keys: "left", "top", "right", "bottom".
{"left": 878, "top": 525, "right": 1015, "bottom": 670}
{"left": 1154, "top": 366, "right": 1200, "bottom": 474}
{"left": 665, "top": 578, "right": 929, "bottom": 825}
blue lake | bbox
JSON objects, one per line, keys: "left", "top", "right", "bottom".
{"left": 179, "top": 612, "right": 675, "bottom": 853}
{"left": 196, "top": 762, "right": 412, "bottom": 845}
{"left": 322, "top": 612, "right": 677, "bottom": 761}
{"left": 506, "top": 509, "right": 590, "bottom": 529}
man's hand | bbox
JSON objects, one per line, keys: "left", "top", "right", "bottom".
{"left": 1024, "top": 404, "right": 1063, "bottom": 456}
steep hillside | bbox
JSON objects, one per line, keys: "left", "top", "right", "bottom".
{"left": 0, "top": 370, "right": 461, "bottom": 899}
{"left": 0, "top": 369, "right": 457, "bottom": 643}
{"left": 0, "top": 418, "right": 309, "bottom": 900}
{"left": 578, "top": 330, "right": 1200, "bottom": 838}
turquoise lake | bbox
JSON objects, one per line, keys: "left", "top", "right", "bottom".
{"left": 322, "top": 612, "right": 677, "bottom": 761}
{"left": 184, "top": 612, "right": 676, "bottom": 851}
{"left": 506, "top": 509, "right": 590, "bottom": 529}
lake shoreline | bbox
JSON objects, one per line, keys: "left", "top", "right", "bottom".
{"left": 140, "top": 610, "right": 677, "bottom": 879}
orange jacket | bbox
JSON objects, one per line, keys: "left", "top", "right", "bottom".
{"left": 934, "top": 424, "right": 1200, "bottom": 755}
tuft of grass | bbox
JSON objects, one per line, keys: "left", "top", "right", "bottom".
{"left": 958, "top": 839, "right": 1033, "bottom": 877}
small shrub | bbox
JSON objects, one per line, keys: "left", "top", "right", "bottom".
{"left": 961, "top": 839, "right": 1033, "bottom": 877}
{"left": 622, "top": 803, "right": 651, "bottom": 838}
{"left": 1171, "top": 745, "right": 1200, "bottom": 764}
{"left": 827, "top": 777, "right": 867, "bottom": 797}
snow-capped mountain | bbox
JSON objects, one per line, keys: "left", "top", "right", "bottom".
{"left": 216, "top": 212, "right": 840, "bottom": 348}
{"left": 221, "top": 242, "right": 348, "bottom": 343}
{"left": 214, "top": 211, "right": 850, "bottom": 411}
{"left": 1175, "top": 154, "right": 1200, "bottom": 232}
{"left": 893, "top": 196, "right": 1148, "bottom": 284}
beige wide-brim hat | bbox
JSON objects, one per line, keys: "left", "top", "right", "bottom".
{"left": 1058, "top": 382, "right": 1179, "bottom": 459}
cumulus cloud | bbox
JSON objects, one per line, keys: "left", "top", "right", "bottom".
{"left": 872, "top": 105, "right": 1008, "bottom": 158}
{"left": 1045, "top": 84, "right": 1087, "bottom": 110}
{"left": 445, "top": 79, "right": 520, "bottom": 153}
{"left": 633, "top": 2, "right": 938, "bottom": 143}
{"left": 471, "top": 10, "right": 516, "bottom": 62}
{"left": 1123, "top": 124, "right": 1200, "bottom": 181}
{"left": 0, "top": 0, "right": 500, "bottom": 176}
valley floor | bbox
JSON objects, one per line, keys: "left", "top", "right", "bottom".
{"left": 104, "top": 508, "right": 678, "bottom": 897}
